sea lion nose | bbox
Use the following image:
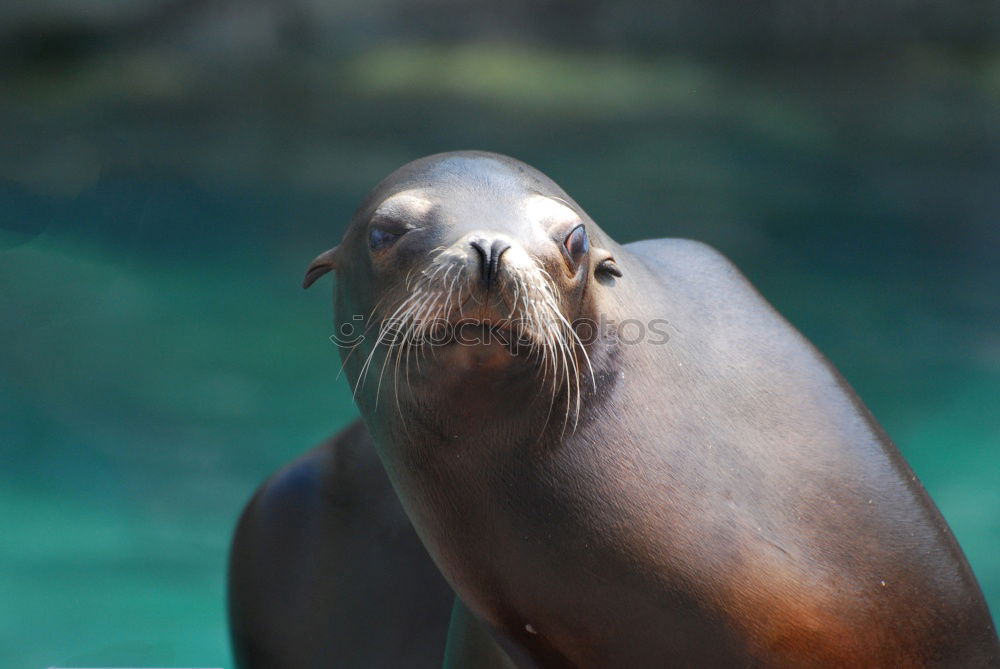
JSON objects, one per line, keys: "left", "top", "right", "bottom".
{"left": 469, "top": 238, "right": 512, "bottom": 288}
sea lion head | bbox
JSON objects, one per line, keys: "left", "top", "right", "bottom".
{"left": 304, "top": 151, "right": 624, "bottom": 436}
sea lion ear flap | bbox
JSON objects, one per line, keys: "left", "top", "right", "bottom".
{"left": 302, "top": 246, "right": 340, "bottom": 289}
{"left": 595, "top": 252, "right": 623, "bottom": 279}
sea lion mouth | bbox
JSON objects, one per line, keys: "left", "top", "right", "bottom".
{"left": 445, "top": 318, "right": 531, "bottom": 355}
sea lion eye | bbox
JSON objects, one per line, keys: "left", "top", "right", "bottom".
{"left": 564, "top": 224, "right": 589, "bottom": 264}
{"left": 369, "top": 227, "right": 403, "bottom": 251}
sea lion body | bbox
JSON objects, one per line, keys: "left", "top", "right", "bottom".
{"left": 229, "top": 152, "right": 999, "bottom": 667}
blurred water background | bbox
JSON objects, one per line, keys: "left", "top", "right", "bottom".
{"left": 1, "top": 2, "right": 998, "bottom": 666}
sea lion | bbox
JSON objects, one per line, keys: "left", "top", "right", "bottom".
{"left": 229, "top": 151, "right": 999, "bottom": 667}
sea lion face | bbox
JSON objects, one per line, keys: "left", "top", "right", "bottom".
{"left": 305, "top": 152, "right": 622, "bottom": 426}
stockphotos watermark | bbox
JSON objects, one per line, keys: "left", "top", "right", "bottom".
{"left": 328, "top": 314, "right": 672, "bottom": 348}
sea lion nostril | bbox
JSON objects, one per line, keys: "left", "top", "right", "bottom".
{"left": 489, "top": 240, "right": 511, "bottom": 286}
{"left": 470, "top": 238, "right": 511, "bottom": 288}
{"left": 469, "top": 240, "right": 488, "bottom": 282}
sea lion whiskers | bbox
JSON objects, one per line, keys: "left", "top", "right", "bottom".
{"left": 495, "top": 257, "right": 589, "bottom": 429}
{"left": 356, "top": 258, "right": 451, "bottom": 401}
{"left": 356, "top": 251, "right": 455, "bottom": 412}
{"left": 355, "top": 288, "right": 425, "bottom": 401}
{"left": 378, "top": 288, "right": 436, "bottom": 413}
{"left": 334, "top": 289, "right": 396, "bottom": 382}
{"left": 372, "top": 262, "right": 452, "bottom": 409}
{"left": 530, "top": 264, "right": 595, "bottom": 433}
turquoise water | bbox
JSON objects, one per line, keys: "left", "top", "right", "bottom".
{"left": 1, "top": 45, "right": 998, "bottom": 667}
